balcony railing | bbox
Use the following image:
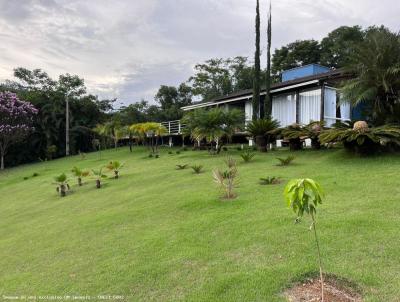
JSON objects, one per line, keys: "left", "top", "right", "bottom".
{"left": 160, "top": 120, "right": 186, "bottom": 135}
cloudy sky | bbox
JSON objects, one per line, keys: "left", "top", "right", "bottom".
{"left": 0, "top": 0, "right": 398, "bottom": 106}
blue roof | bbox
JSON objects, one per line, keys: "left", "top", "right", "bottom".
{"left": 282, "top": 64, "right": 331, "bottom": 82}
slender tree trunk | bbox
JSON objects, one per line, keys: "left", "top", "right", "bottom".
{"left": 65, "top": 94, "right": 70, "bottom": 156}
{"left": 264, "top": 2, "right": 272, "bottom": 117}
{"left": 78, "top": 177, "right": 82, "bottom": 186}
{"left": 252, "top": 0, "right": 261, "bottom": 120}
{"left": 114, "top": 171, "right": 119, "bottom": 179}
{"left": 96, "top": 179, "right": 101, "bottom": 189}
{"left": 0, "top": 153, "right": 4, "bottom": 170}
{"left": 311, "top": 213, "right": 324, "bottom": 302}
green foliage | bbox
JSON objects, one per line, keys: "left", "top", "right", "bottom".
{"left": 191, "top": 165, "right": 203, "bottom": 174}
{"left": 259, "top": 176, "right": 281, "bottom": 185}
{"left": 277, "top": 155, "right": 295, "bottom": 166}
{"left": 246, "top": 118, "right": 280, "bottom": 137}
{"left": 240, "top": 150, "right": 255, "bottom": 162}
{"left": 176, "top": 151, "right": 181, "bottom": 155}
{"left": 92, "top": 168, "right": 107, "bottom": 180}
{"left": 71, "top": 166, "right": 90, "bottom": 186}
{"left": 253, "top": 0, "right": 261, "bottom": 119}
{"left": 319, "top": 123, "right": 400, "bottom": 155}
{"left": 283, "top": 178, "right": 325, "bottom": 299}
{"left": 106, "top": 161, "right": 124, "bottom": 178}
{"left": 279, "top": 122, "right": 324, "bottom": 150}
{"left": 213, "top": 158, "right": 238, "bottom": 199}
{"left": 182, "top": 108, "right": 244, "bottom": 153}
{"left": 32, "top": 172, "right": 39, "bottom": 177}
{"left": 284, "top": 178, "right": 324, "bottom": 218}
{"left": 168, "top": 151, "right": 173, "bottom": 155}
{"left": 176, "top": 164, "right": 188, "bottom": 170}
{"left": 53, "top": 173, "right": 70, "bottom": 197}
{"left": 341, "top": 26, "right": 400, "bottom": 123}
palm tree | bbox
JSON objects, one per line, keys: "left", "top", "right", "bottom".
{"left": 130, "top": 122, "right": 167, "bottom": 154}
{"left": 182, "top": 108, "right": 244, "bottom": 154}
{"left": 341, "top": 27, "right": 400, "bottom": 124}
{"left": 106, "top": 161, "right": 124, "bottom": 179}
{"left": 246, "top": 118, "right": 280, "bottom": 151}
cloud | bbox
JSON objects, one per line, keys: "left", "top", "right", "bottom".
{"left": 0, "top": 0, "right": 398, "bottom": 106}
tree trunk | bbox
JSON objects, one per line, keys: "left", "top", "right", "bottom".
{"left": 114, "top": 171, "right": 119, "bottom": 179}
{"left": 78, "top": 177, "right": 82, "bottom": 186}
{"left": 96, "top": 179, "right": 101, "bottom": 189}
{"left": 0, "top": 153, "right": 4, "bottom": 170}
{"left": 256, "top": 135, "right": 267, "bottom": 152}
{"left": 60, "top": 184, "right": 66, "bottom": 197}
{"left": 311, "top": 213, "right": 324, "bottom": 302}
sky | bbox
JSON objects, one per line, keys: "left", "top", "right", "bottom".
{"left": 0, "top": 0, "right": 398, "bottom": 106}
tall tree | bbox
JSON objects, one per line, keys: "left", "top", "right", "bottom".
{"left": 264, "top": 1, "right": 272, "bottom": 117}
{"left": 320, "top": 26, "right": 364, "bottom": 68}
{"left": 341, "top": 26, "right": 400, "bottom": 124}
{"left": 253, "top": 0, "right": 261, "bottom": 120}
{"left": 0, "top": 92, "right": 38, "bottom": 169}
{"left": 272, "top": 40, "right": 321, "bottom": 79}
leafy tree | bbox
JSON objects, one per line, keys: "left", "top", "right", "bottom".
{"left": 253, "top": 0, "right": 261, "bottom": 120}
{"left": 0, "top": 92, "right": 38, "bottom": 169}
{"left": 341, "top": 26, "right": 400, "bottom": 124}
{"left": 94, "top": 121, "right": 124, "bottom": 150}
{"left": 154, "top": 84, "right": 193, "bottom": 120}
{"left": 320, "top": 26, "right": 364, "bottom": 68}
{"left": 130, "top": 122, "right": 167, "bottom": 154}
{"left": 284, "top": 178, "right": 325, "bottom": 301}
{"left": 272, "top": 40, "right": 321, "bottom": 79}
{"left": 246, "top": 118, "right": 280, "bottom": 152}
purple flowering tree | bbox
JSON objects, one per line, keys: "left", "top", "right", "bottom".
{"left": 0, "top": 92, "right": 38, "bottom": 170}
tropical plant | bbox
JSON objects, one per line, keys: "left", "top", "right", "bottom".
{"left": 130, "top": 122, "right": 167, "bottom": 154}
{"left": 246, "top": 118, "right": 280, "bottom": 151}
{"left": 106, "top": 161, "right": 124, "bottom": 179}
{"left": 319, "top": 121, "right": 400, "bottom": 155}
{"left": 284, "top": 179, "right": 325, "bottom": 301}
{"left": 341, "top": 26, "right": 400, "bottom": 124}
{"left": 240, "top": 150, "right": 256, "bottom": 162}
{"left": 53, "top": 173, "right": 70, "bottom": 197}
{"left": 191, "top": 165, "right": 203, "bottom": 174}
{"left": 182, "top": 108, "right": 244, "bottom": 154}
{"left": 176, "top": 164, "right": 188, "bottom": 170}
{"left": 276, "top": 155, "right": 295, "bottom": 166}
{"left": 253, "top": 0, "right": 261, "bottom": 119}
{"left": 92, "top": 168, "right": 107, "bottom": 188}
{"left": 279, "top": 122, "right": 324, "bottom": 150}
{"left": 213, "top": 158, "right": 238, "bottom": 199}
{"left": 71, "top": 166, "right": 90, "bottom": 186}
{"left": 224, "top": 156, "right": 236, "bottom": 168}
{"left": 259, "top": 176, "right": 281, "bottom": 185}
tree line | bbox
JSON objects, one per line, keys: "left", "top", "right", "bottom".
{"left": 1, "top": 24, "right": 398, "bottom": 168}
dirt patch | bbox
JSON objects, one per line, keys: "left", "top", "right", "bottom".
{"left": 284, "top": 276, "right": 362, "bottom": 302}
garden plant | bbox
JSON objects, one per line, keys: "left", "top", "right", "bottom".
{"left": 53, "top": 173, "right": 70, "bottom": 197}
{"left": 71, "top": 166, "right": 90, "bottom": 186}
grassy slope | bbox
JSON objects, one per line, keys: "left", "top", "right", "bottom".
{"left": 0, "top": 146, "right": 399, "bottom": 301}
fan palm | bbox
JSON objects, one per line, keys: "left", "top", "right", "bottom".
{"left": 106, "top": 161, "right": 124, "bottom": 179}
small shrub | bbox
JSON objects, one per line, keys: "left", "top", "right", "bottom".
{"left": 71, "top": 166, "right": 90, "bottom": 186}
{"left": 53, "top": 173, "right": 70, "bottom": 197}
{"left": 176, "top": 164, "right": 188, "bottom": 170}
{"left": 277, "top": 155, "right": 295, "bottom": 166}
{"left": 176, "top": 151, "right": 181, "bottom": 155}
{"left": 23, "top": 176, "right": 29, "bottom": 180}
{"left": 224, "top": 156, "right": 236, "bottom": 168}
{"left": 168, "top": 151, "right": 173, "bottom": 154}
{"left": 155, "top": 154, "right": 159, "bottom": 158}
{"left": 222, "top": 146, "right": 228, "bottom": 151}
{"left": 191, "top": 165, "right": 203, "bottom": 174}
{"left": 259, "top": 176, "right": 281, "bottom": 185}
{"left": 213, "top": 158, "right": 238, "bottom": 199}
{"left": 32, "top": 172, "right": 39, "bottom": 177}
{"left": 92, "top": 168, "right": 107, "bottom": 188}
{"left": 148, "top": 153, "right": 153, "bottom": 158}
{"left": 106, "top": 161, "right": 124, "bottom": 179}
{"left": 240, "top": 150, "right": 255, "bottom": 163}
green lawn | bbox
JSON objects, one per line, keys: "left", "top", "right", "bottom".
{"left": 0, "top": 146, "right": 399, "bottom": 301}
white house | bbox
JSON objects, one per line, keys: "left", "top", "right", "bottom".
{"left": 181, "top": 64, "right": 352, "bottom": 128}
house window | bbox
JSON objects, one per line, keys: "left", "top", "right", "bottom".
{"left": 299, "top": 88, "right": 321, "bottom": 125}
{"left": 272, "top": 93, "right": 296, "bottom": 127}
